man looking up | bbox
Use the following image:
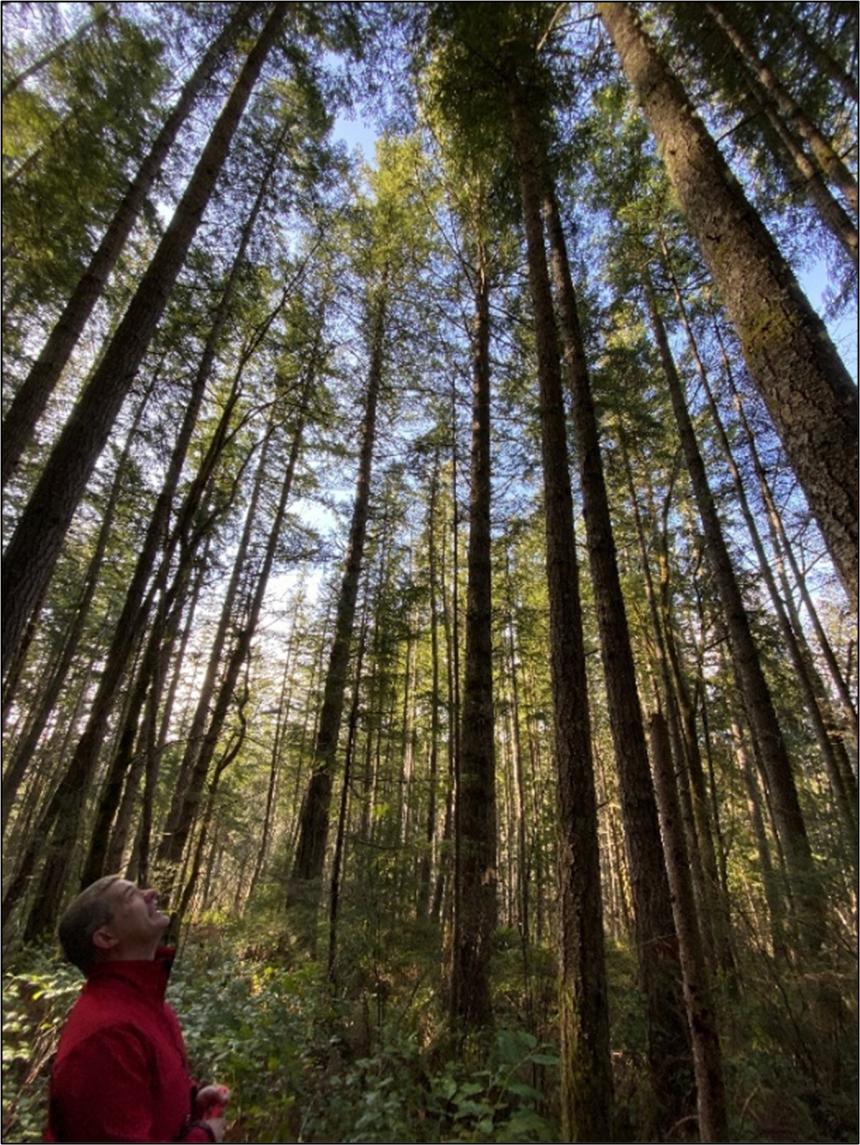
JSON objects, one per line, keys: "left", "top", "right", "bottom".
{"left": 45, "top": 875, "right": 229, "bottom": 1143}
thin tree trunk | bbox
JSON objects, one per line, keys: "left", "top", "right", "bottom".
{"left": 709, "top": 5, "right": 856, "bottom": 256}
{"left": 504, "top": 551, "right": 532, "bottom": 1012}
{"left": 287, "top": 291, "right": 386, "bottom": 932}
{"left": 247, "top": 620, "right": 298, "bottom": 903}
{"left": 14, "top": 276, "right": 257, "bottom": 922}
{"left": 161, "top": 387, "right": 308, "bottom": 896}
{"left": 1, "top": 3, "right": 288, "bottom": 675}
{"left": 647, "top": 281, "right": 822, "bottom": 952}
{"left": 545, "top": 184, "right": 691, "bottom": 1135}
{"left": 630, "top": 438, "right": 717, "bottom": 966}
{"left": 773, "top": 4, "right": 859, "bottom": 104}
{"left": 154, "top": 431, "right": 272, "bottom": 884}
{"left": 327, "top": 596, "right": 369, "bottom": 985}
{"left": 730, "top": 708, "right": 788, "bottom": 959}
{"left": 508, "top": 74, "right": 613, "bottom": 1142}
{"left": 419, "top": 451, "right": 441, "bottom": 917}
{"left": 598, "top": 1, "right": 858, "bottom": 597}
{"left": 671, "top": 283, "right": 857, "bottom": 855}
{"left": 177, "top": 709, "right": 248, "bottom": 926}
{"left": 450, "top": 242, "right": 497, "bottom": 1030}
{"left": 1, "top": 383, "right": 151, "bottom": 828}
{"left": 2, "top": 5, "right": 113, "bottom": 99}
{"left": 717, "top": 321, "right": 858, "bottom": 733}
{"left": 649, "top": 712, "right": 729, "bottom": 1143}
{"left": 707, "top": 2, "right": 858, "bottom": 212}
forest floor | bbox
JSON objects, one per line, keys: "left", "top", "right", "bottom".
{"left": 2, "top": 908, "right": 857, "bottom": 1143}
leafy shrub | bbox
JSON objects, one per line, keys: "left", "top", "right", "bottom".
{"left": 170, "top": 934, "right": 320, "bottom": 1142}
{"left": 2, "top": 945, "right": 82, "bottom": 1143}
{"left": 304, "top": 1024, "right": 559, "bottom": 1143}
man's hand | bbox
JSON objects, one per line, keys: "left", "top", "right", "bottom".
{"left": 195, "top": 1085, "right": 230, "bottom": 1142}
{"left": 195, "top": 1084, "right": 231, "bottom": 1118}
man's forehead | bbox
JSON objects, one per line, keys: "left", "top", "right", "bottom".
{"left": 105, "top": 878, "right": 137, "bottom": 900}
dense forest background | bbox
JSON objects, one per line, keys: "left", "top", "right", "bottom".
{"left": 2, "top": 2, "right": 857, "bottom": 1142}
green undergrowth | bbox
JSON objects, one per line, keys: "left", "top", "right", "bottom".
{"left": 2, "top": 918, "right": 857, "bottom": 1142}
{"left": 1, "top": 916, "right": 561, "bottom": 1143}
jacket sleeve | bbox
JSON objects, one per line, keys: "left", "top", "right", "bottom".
{"left": 49, "top": 1024, "right": 212, "bottom": 1143}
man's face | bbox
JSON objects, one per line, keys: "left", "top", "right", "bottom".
{"left": 96, "top": 879, "right": 170, "bottom": 959}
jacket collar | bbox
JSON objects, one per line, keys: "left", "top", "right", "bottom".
{"left": 86, "top": 946, "right": 176, "bottom": 1001}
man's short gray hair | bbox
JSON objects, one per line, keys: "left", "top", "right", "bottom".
{"left": 58, "top": 875, "right": 122, "bottom": 974}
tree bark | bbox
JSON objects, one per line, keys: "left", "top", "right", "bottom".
{"left": 450, "top": 243, "right": 498, "bottom": 1030}
{"left": 649, "top": 711, "right": 729, "bottom": 1143}
{"left": 598, "top": 1, "right": 858, "bottom": 598}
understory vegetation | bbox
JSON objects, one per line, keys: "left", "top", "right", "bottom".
{"left": 4, "top": 911, "right": 857, "bottom": 1143}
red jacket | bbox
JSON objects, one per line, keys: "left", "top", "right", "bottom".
{"left": 45, "top": 949, "right": 212, "bottom": 1143}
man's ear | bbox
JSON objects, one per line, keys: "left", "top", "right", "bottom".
{"left": 92, "top": 927, "right": 118, "bottom": 952}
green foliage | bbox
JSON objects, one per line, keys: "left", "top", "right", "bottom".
{"left": 2, "top": 9, "right": 166, "bottom": 332}
{"left": 4, "top": 922, "right": 858, "bottom": 1143}
{"left": 303, "top": 1021, "right": 559, "bottom": 1143}
{"left": 2, "top": 945, "right": 82, "bottom": 1142}
{"left": 169, "top": 935, "right": 314, "bottom": 1142}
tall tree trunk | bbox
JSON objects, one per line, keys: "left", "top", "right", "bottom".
{"left": 160, "top": 388, "right": 308, "bottom": 896}
{"left": 176, "top": 704, "right": 248, "bottom": 926}
{"left": 598, "top": 1, "right": 858, "bottom": 597}
{"left": 247, "top": 620, "right": 298, "bottom": 903}
{"left": 649, "top": 712, "right": 729, "bottom": 1143}
{"left": 450, "top": 244, "right": 497, "bottom": 1030}
{"left": 1, "top": 2, "right": 288, "bottom": 676}
{"left": 2, "top": 5, "right": 113, "bottom": 100}
{"left": 432, "top": 437, "right": 461, "bottom": 926}
{"left": 671, "top": 281, "right": 858, "bottom": 855}
{"left": 703, "top": 5, "right": 856, "bottom": 257}
{"left": 327, "top": 595, "right": 369, "bottom": 985}
{"left": 730, "top": 708, "right": 788, "bottom": 959}
{"left": 504, "top": 551, "right": 532, "bottom": 1011}
{"left": 419, "top": 451, "right": 441, "bottom": 917}
{"left": 287, "top": 291, "right": 386, "bottom": 934}
{"left": 717, "top": 321, "right": 858, "bottom": 734}
{"left": 1, "top": 383, "right": 151, "bottom": 828}
{"left": 647, "top": 282, "right": 822, "bottom": 953}
{"left": 154, "top": 430, "right": 272, "bottom": 886}
{"left": 1, "top": 4, "right": 257, "bottom": 486}
{"left": 544, "top": 184, "right": 692, "bottom": 1133}
{"left": 8, "top": 249, "right": 261, "bottom": 925}
{"left": 772, "top": 4, "right": 859, "bottom": 104}
{"left": 706, "top": 1, "right": 858, "bottom": 212}
{"left": 630, "top": 439, "right": 718, "bottom": 965}
{"left": 508, "top": 75, "right": 613, "bottom": 1143}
